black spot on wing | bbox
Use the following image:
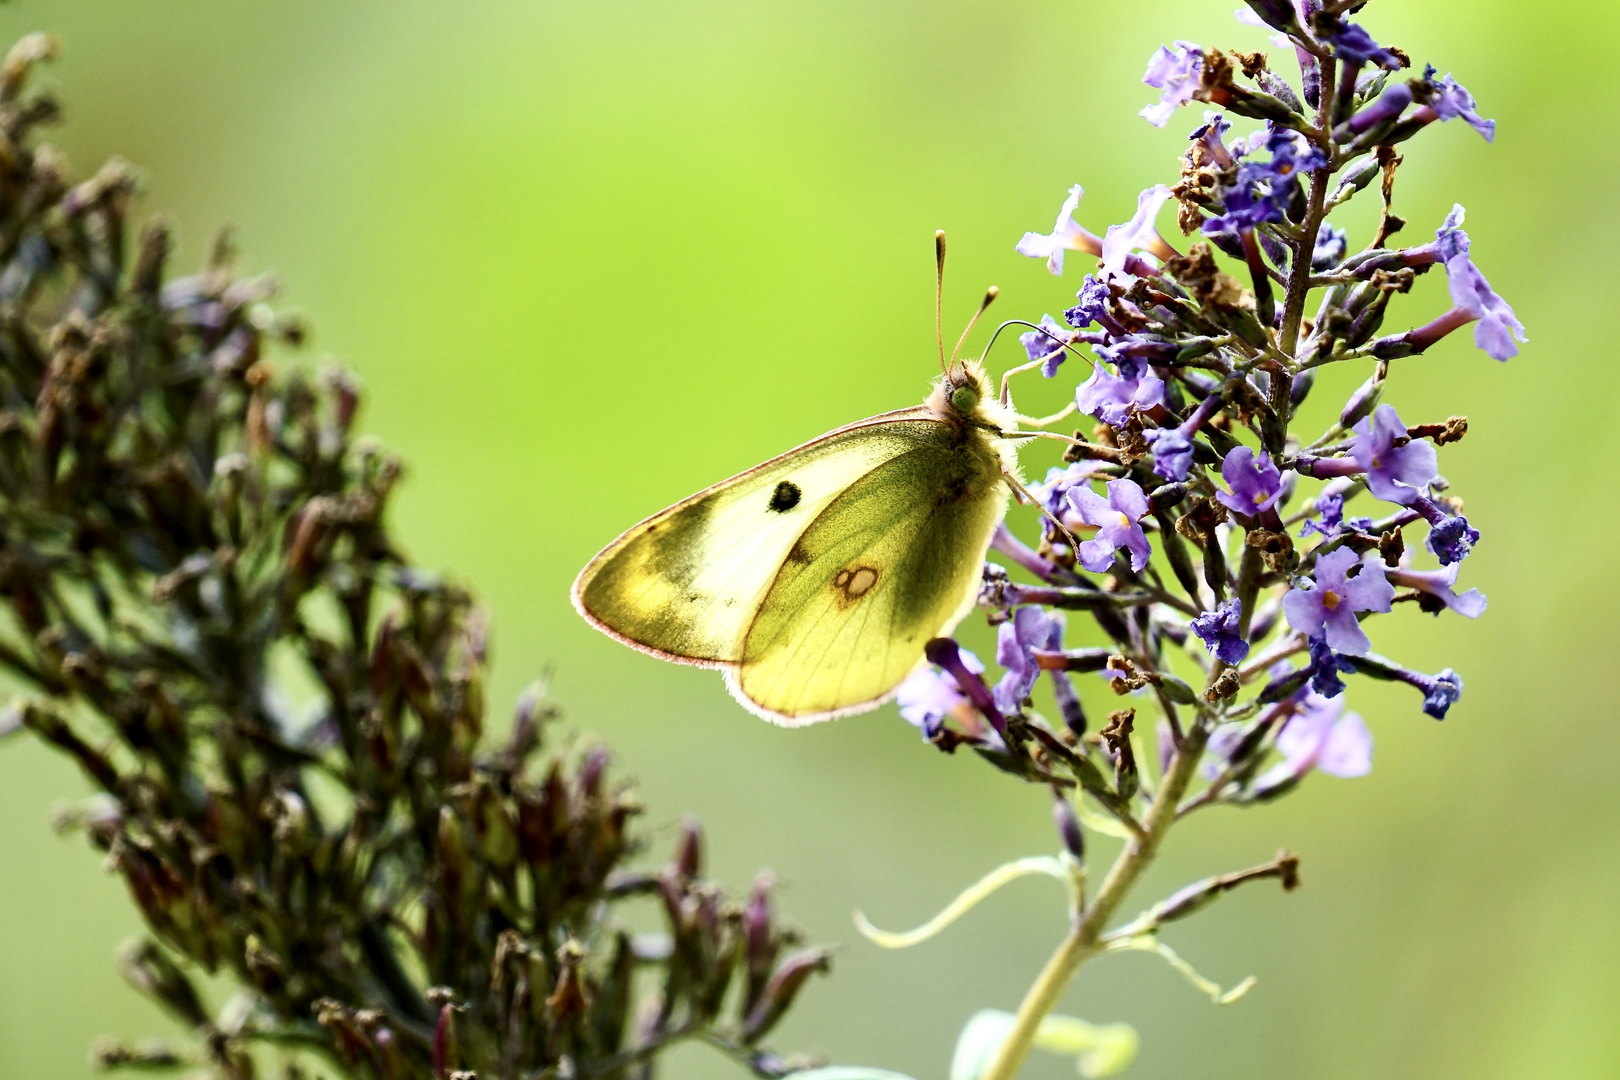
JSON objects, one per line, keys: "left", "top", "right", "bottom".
{"left": 768, "top": 480, "right": 802, "bottom": 513}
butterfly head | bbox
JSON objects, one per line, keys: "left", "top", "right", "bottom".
{"left": 929, "top": 358, "right": 1014, "bottom": 432}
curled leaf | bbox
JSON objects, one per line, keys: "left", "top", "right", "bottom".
{"left": 1106, "top": 935, "right": 1256, "bottom": 1004}
{"left": 855, "top": 856, "right": 1067, "bottom": 949}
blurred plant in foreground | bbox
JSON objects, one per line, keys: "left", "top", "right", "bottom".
{"left": 0, "top": 34, "right": 827, "bottom": 1079}
{"left": 822, "top": 1, "right": 1516, "bottom": 1077}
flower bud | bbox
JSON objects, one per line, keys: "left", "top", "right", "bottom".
{"left": 1050, "top": 669, "right": 1088, "bottom": 736}
{"left": 579, "top": 744, "right": 610, "bottom": 799}
{"left": 1050, "top": 790, "right": 1084, "bottom": 861}
{"left": 673, "top": 815, "right": 704, "bottom": 880}
{"left": 117, "top": 939, "right": 210, "bottom": 1028}
{"left": 744, "top": 872, "right": 779, "bottom": 1012}
{"left": 1340, "top": 375, "right": 1384, "bottom": 427}
{"left": 1239, "top": 0, "right": 1299, "bottom": 30}
{"left": 1289, "top": 367, "right": 1316, "bottom": 408}
{"left": 741, "top": 948, "right": 834, "bottom": 1044}
{"left": 1156, "top": 674, "right": 1199, "bottom": 706}
{"left": 1147, "top": 482, "right": 1189, "bottom": 513}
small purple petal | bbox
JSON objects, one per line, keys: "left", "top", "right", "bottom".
{"left": 1215, "top": 445, "right": 1285, "bottom": 516}
{"left": 1351, "top": 404, "right": 1437, "bottom": 505}
{"left": 1192, "top": 598, "right": 1249, "bottom": 664}
{"left": 1141, "top": 42, "right": 1204, "bottom": 127}
{"left": 1017, "top": 185, "right": 1102, "bottom": 275}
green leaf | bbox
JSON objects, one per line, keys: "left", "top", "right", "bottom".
{"left": 788, "top": 1069, "right": 921, "bottom": 1080}
{"left": 951, "top": 1009, "right": 1139, "bottom": 1080}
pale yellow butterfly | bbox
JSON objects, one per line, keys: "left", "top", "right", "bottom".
{"left": 572, "top": 236, "right": 1080, "bottom": 725}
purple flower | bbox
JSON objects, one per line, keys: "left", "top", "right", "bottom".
{"left": 1068, "top": 479, "right": 1152, "bottom": 573}
{"left": 1283, "top": 547, "right": 1395, "bottom": 654}
{"left": 1418, "top": 668, "right": 1464, "bottom": 719}
{"left": 1017, "top": 185, "right": 1103, "bottom": 275}
{"left": 1424, "top": 66, "right": 1495, "bottom": 142}
{"left": 1145, "top": 392, "right": 1222, "bottom": 482}
{"left": 1215, "top": 446, "right": 1285, "bottom": 516}
{"left": 1258, "top": 127, "right": 1326, "bottom": 203}
{"left": 1389, "top": 561, "right": 1487, "bottom": 618}
{"left": 1039, "top": 460, "right": 1108, "bottom": 518}
{"left": 1100, "top": 184, "right": 1174, "bottom": 280}
{"left": 1064, "top": 274, "right": 1112, "bottom": 329}
{"left": 1141, "top": 42, "right": 1204, "bottom": 127}
{"left": 1146, "top": 427, "right": 1195, "bottom": 482}
{"left": 896, "top": 647, "right": 985, "bottom": 739}
{"left": 1445, "top": 247, "right": 1527, "bottom": 361}
{"left": 1299, "top": 491, "right": 1344, "bottom": 539}
{"left": 1306, "top": 634, "right": 1354, "bottom": 698}
{"left": 1350, "top": 404, "right": 1437, "bottom": 506}
{"left": 1425, "top": 512, "right": 1480, "bottom": 565}
{"left": 1018, "top": 315, "right": 1078, "bottom": 377}
{"left": 1075, "top": 360, "right": 1165, "bottom": 428}
{"left": 1189, "top": 110, "right": 1235, "bottom": 165}
{"left": 1312, "top": 223, "right": 1348, "bottom": 270}
{"left": 1202, "top": 128, "right": 1325, "bottom": 234}
{"left": 1203, "top": 171, "right": 1278, "bottom": 233}
{"left": 1347, "top": 654, "right": 1466, "bottom": 719}
{"left": 1433, "top": 204, "right": 1470, "bottom": 261}
{"left": 1192, "top": 598, "right": 1249, "bottom": 664}
{"left": 1325, "top": 20, "right": 1403, "bottom": 71}
{"left": 1404, "top": 204, "right": 1471, "bottom": 266}
{"left": 1258, "top": 693, "right": 1373, "bottom": 789}
{"left": 992, "top": 606, "right": 1064, "bottom": 715}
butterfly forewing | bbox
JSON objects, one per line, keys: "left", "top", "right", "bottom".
{"left": 572, "top": 409, "right": 942, "bottom": 664}
{"left": 731, "top": 422, "right": 1009, "bottom": 722}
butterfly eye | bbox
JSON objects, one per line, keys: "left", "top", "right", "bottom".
{"left": 950, "top": 384, "right": 980, "bottom": 414}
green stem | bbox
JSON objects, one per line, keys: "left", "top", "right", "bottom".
{"left": 977, "top": 723, "right": 1212, "bottom": 1080}
{"left": 1268, "top": 55, "right": 1337, "bottom": 456}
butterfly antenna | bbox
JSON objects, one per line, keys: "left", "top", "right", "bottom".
{"left": 949, "top": 285, "right": 1000, "bottom": 372}
{"left": 935, "top": 230, "right": 948, "bottom": 374}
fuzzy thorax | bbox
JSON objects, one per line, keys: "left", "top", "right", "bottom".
{"left": 926, "top": 358, "right": 1023, "bottom": 479}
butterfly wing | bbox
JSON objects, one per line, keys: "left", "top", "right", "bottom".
{"left": 729, "top": 421, "right": 1011, "bottom": 724}
{"left": 572, "top": 407, "right": 948, "bottom": 666}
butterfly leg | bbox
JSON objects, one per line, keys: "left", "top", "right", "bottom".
{"left": 997, "top": 328, "right": 1093, "bottom": 407}
{"left": 1002, "top": 429, "right": 1128, "bottom": 466}
{"left": 1001, "top": 467, "right": 1081, "bottom": 553}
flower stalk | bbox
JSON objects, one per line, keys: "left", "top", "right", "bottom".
{"left": 889, "top": 3, "right": 1511, "bottom": 1075}
{"left": 979, "top": 722, "right": 1212, "bottom": 1080}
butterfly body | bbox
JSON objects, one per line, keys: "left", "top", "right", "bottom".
{"left": 572, "top": 360, "right": 1021, "bottom": 725}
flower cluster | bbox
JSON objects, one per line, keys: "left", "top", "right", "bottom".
{"left": 904, "top": 0, "right": 1510, "bottom": 829}
{"left": 0, "top": 37, "right": 826, "bottom": 1079}
{"left": 873, "top": 11, "right": 1514, "bottom": 1070}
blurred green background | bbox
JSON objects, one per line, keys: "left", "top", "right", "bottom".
{"left": 1, "top": 0, "right": 1615, "bottom": 1077}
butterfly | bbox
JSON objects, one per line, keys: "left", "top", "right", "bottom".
{"left": 572, "top": 234, "right": 1084, "bottom": 725}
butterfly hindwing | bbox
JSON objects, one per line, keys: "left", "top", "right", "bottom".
{"left": 572, "top": 408, "right": 945, "bottom": 665}
{"left": 731, "top": 421, "right": 1010, "bottom": 722}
